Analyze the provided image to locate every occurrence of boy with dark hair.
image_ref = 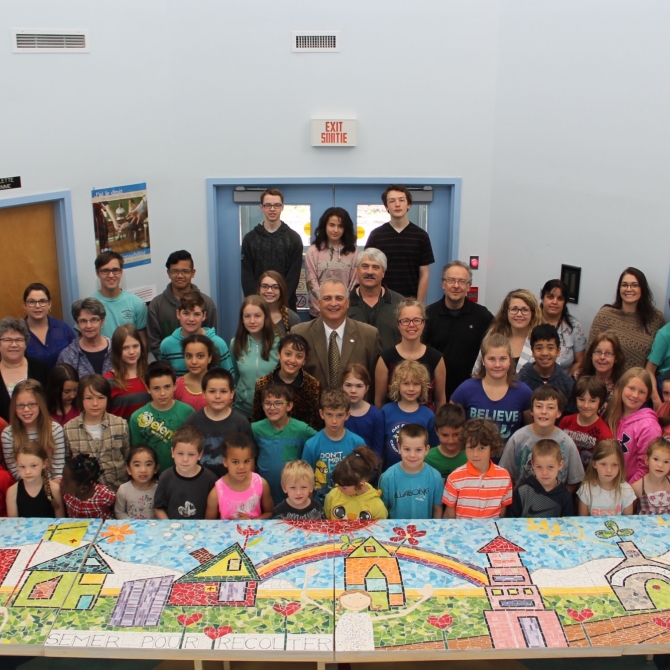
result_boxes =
[129,361,194,473]
[185,368,254,478]
[425,403,467,479]
[508,439,574,518]
[499,385,584,493]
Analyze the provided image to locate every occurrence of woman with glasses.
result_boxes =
[257,271,301,336]
[0,317,50,422]
[57,298,112,378]
[23,283,76,370]
[374,298,446,411]
[473,289,543,375]
[589,267,665,371]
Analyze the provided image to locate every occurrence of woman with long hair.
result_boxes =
[257,271,301,335]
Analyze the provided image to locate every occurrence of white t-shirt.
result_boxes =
[577,481,636,516]
[84,423,103,441]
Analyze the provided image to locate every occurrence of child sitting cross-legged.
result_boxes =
[508,438,574,518]
[443,419,512,519]
[379,423,443,520]
[325,446,388,520]
[60,454,115,519]
[425,403,467,481]
[272,460,325,520]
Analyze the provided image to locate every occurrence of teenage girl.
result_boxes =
[257,271,301,335]
[577,439,636,516]
[6,442,64,517]
[605,367,662,484]
[114,445,159,519]
[230,295,279,418]
[342,363,384,462]
[205,434,273,520]
[174,334,220,411]
[46,364,80,426]
[304,207,359,319]
[60,454,116,519]
[324,446,388,520]
[451,333,533,441]
[1,379,66,481]
[105,324,150,420]
[632,437,670,515]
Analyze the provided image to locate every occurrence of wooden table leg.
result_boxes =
[224,661,232,670]
[193,661,203,670]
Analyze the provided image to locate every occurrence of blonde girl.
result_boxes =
[577,439,636,516]
[257,271,300,336]
[605,367,661,483]
[1,379,66,481]
[631,437,670,514]
[6,442,64,518]
[342,363,384,461]
[381,359,436,470]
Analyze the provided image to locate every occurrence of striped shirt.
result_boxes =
[443,461,513,519]
[105,373,151,421]
[1,421,67,480]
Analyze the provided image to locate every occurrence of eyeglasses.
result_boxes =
[16,402,38,410]
[398,318,425,326]
[260,283,280,292]
[169,269,193,277]
[509,307,531,315]
[263,401,288,409]
[25,299,50,307]
[442,278,470,286]
[593,350,615,359]
[98,268,122,276]
[77,317,102,326]
[0,338,25,345]
[261,203,283,210]
[620,282,640,289]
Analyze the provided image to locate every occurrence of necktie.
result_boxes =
[328,330,340,388]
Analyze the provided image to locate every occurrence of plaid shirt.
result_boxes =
[63,412,130,491]
[64,484,116,519]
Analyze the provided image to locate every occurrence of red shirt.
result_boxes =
[559,414,612,468]
[64,484,116,519]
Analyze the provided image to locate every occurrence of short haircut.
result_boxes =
[261,383,294,404]
[318,278,349,299]
[71,297,106,322]
[95,250,124,271]
[222,432,257,459]
[172,425,204,452]
[441,260,472,283]
[178,290,206,312]
[23,282,51,302]
[388,359,430,404]
[398,423,429,448]
[381,184,413,207]
[278,333,310,356]
[281,460,315,489]
[434,403,466,430]
[201,367,234,392]
[459,419,504,456]
[320,388,350,412]
[76,374,112,410]
[166,250,194,268]
[530,324,561,348]
[532,438,563,463]
[356,248,388,272]
[573,375,608,407]
[145,360,177,385]
[530,385,566,413]
[261,188,284,204]
[0,317,29,342]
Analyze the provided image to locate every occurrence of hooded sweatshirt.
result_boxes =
[241,222,303,310]
[158,327,233,377]
[617,408,662,484]
[518,361,576,414]
[147,283,218,358]
[324,483,388,521]
[231,333,280,417]
[304,244,358,316]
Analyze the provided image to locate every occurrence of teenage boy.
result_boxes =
[365,185,434,302]
[252,383,317,504]
[425,403,467,480]
[185,368,254,477]
[158,290,232,376]
[154,425,217,520]
[272,460,326,520]
[148,250,218,358]
[379,423,443,519]
[519,324,575,413]
[129,361,194,473]
[302,389,366,503]
[93,251,147,349]
[241,188,303,310]
[499,385,584,493]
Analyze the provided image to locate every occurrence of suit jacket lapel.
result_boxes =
[340,319,357,370]
[313,319,330,383]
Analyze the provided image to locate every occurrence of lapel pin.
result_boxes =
[349,339,355,343]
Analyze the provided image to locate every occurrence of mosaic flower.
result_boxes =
[100,524,135,544]
[389,525,427,546]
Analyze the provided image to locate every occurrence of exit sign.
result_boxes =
[311,119,357,147]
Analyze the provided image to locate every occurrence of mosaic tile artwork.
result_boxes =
[0,517,102,651]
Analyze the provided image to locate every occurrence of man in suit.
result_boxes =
[292,279,382,394]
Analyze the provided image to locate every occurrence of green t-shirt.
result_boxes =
[424,447,467,480]
[129,401,195,473]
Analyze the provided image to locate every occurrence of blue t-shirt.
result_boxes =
[381,402,437,469]
[302,429,366,503]
[451,378,532,440]
[345,405,385,461]
[95,290,147,338]
[379,462,443,520]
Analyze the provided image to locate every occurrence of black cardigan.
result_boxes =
[0,357,50,422]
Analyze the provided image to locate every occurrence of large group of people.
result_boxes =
[2,184,670,526]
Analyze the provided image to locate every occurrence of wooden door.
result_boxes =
[0,202,64,320]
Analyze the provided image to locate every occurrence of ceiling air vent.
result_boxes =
[12,29,89,53]
[292,32,340,53]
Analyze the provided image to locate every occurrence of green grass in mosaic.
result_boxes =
[0,608,58,646]
[541,593,656,625]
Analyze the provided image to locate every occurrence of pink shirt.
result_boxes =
[215,472,263,519]
[174,376,208,412]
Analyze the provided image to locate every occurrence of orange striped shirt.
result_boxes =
[443,461,513,519]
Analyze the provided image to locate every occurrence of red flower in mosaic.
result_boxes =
[566,608,594,623]
[273,601,301,617]
[654,617,670,630]
[177,612,203,627]
[100,524,135,544]
[427,614,453,630]
[204,625,233,640]
[389,525,427,547]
